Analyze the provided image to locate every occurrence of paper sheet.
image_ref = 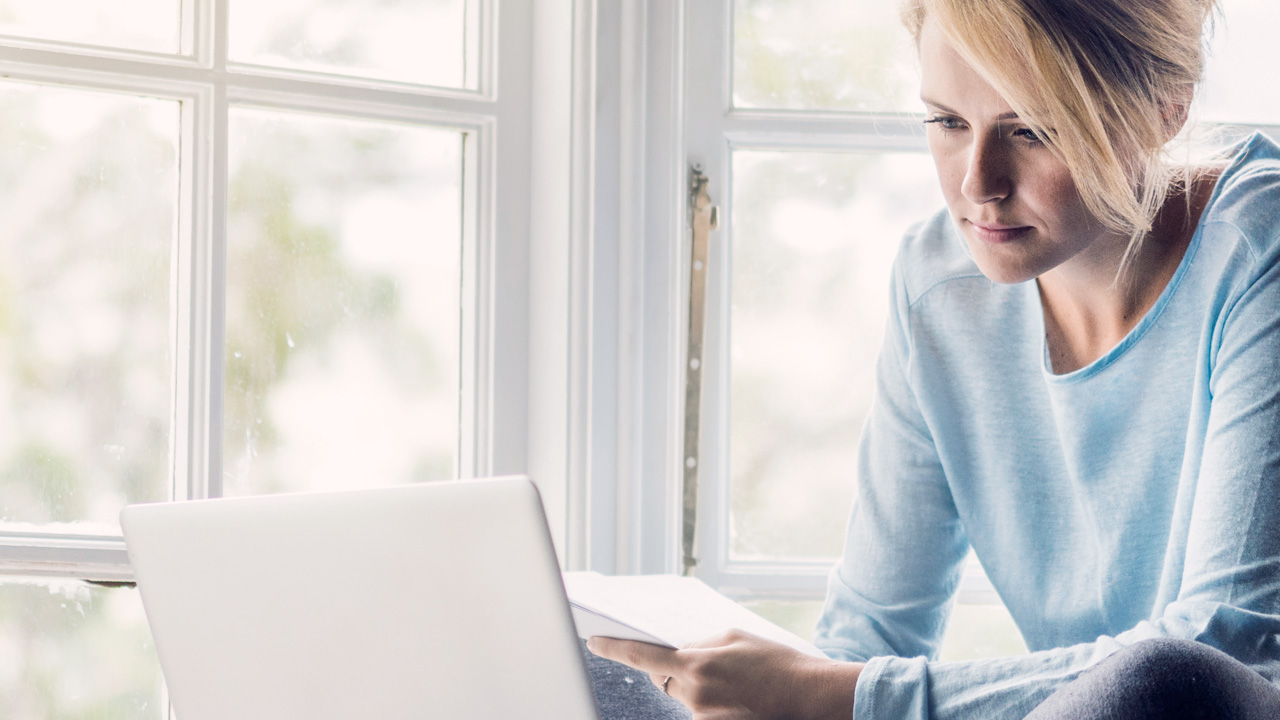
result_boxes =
[563,572,826,659]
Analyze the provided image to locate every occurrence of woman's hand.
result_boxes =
[586,629,863,720]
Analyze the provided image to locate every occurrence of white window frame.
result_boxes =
[0,0,541,582]
[550,0,691,577]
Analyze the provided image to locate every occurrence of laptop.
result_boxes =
[121,476,600,720]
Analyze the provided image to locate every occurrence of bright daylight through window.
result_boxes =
[0,0,483,715]
[0,80,175,719]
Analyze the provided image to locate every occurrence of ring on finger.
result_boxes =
[661,676,672,695]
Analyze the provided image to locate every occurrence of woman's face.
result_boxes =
[918,19,1113,285]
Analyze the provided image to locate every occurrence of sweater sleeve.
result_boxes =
[841,232,1280,720]
[813,255,971,667]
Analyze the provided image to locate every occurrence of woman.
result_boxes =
[588,0,1280,718]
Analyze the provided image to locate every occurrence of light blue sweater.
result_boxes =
[814,133,1280,720]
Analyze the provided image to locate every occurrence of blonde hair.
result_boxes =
[902,0,1220,275]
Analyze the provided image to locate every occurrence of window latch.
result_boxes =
[682,164,718,576]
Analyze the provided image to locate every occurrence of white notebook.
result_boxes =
[564,571,827,659]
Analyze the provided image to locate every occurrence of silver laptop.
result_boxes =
[121,476,599,720]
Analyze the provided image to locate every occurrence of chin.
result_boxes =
[959,228,1045,285]
[970,252,1040,285]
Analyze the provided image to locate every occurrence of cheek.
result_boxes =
[1036,171,1093,228]
[928,147,966,203]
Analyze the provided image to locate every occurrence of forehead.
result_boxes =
[917,17,1013,116]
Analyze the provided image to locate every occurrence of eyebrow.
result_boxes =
[920,97,1021,121]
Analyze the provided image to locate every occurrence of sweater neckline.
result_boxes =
[1036,134,1258,383]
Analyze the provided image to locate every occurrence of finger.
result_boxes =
[586,637,681,674]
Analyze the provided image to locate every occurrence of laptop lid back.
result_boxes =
[121,476,598,720]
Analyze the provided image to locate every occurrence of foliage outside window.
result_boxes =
[0,0,474,715]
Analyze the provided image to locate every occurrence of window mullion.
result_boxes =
[193,80,226,501]
[0,534,132,582]
[183,0,205,64]
[485,0,533,475]
[622,0,687,578]
[724,111,926,151]
[172,87,208,504]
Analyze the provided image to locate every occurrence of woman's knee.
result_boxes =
[1104,638,1217,688]
[1027,639,1280,720]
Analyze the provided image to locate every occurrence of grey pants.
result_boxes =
[582,638,1280,720]
[1026,639,1280,720]
[582,639,690,720]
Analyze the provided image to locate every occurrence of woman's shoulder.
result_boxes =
[893,207,987,308]
[1202,132,1280,259]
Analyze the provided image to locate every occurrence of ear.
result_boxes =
[1160,86,1194,141]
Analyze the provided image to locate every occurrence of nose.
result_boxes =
[960,136,1011,205]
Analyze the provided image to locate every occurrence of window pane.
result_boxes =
[1198,0,1280,124]
[0,579,162,717]
[939,602,1028,661]
[225,108,462,497]
[733,0,918,113]
[0,83,178,530]
[229,0,469,88]
[740,599,823,642]
[0,0,178,53]
[730,151,942,560]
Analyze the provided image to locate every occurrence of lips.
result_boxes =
[969,220,1032,244]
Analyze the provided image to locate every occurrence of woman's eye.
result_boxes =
[1011,127,1046,145]
[923,115,964,131]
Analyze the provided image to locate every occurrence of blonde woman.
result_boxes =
[587,0,1280,718]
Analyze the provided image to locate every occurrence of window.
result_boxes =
[635,0,1280,658]
[0,0,539,714]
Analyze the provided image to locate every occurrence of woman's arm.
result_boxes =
[815,254,971,665]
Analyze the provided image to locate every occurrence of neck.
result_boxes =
[1036,172,1218,374]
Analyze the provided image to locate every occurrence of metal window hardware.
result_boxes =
[682,164,718,576]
